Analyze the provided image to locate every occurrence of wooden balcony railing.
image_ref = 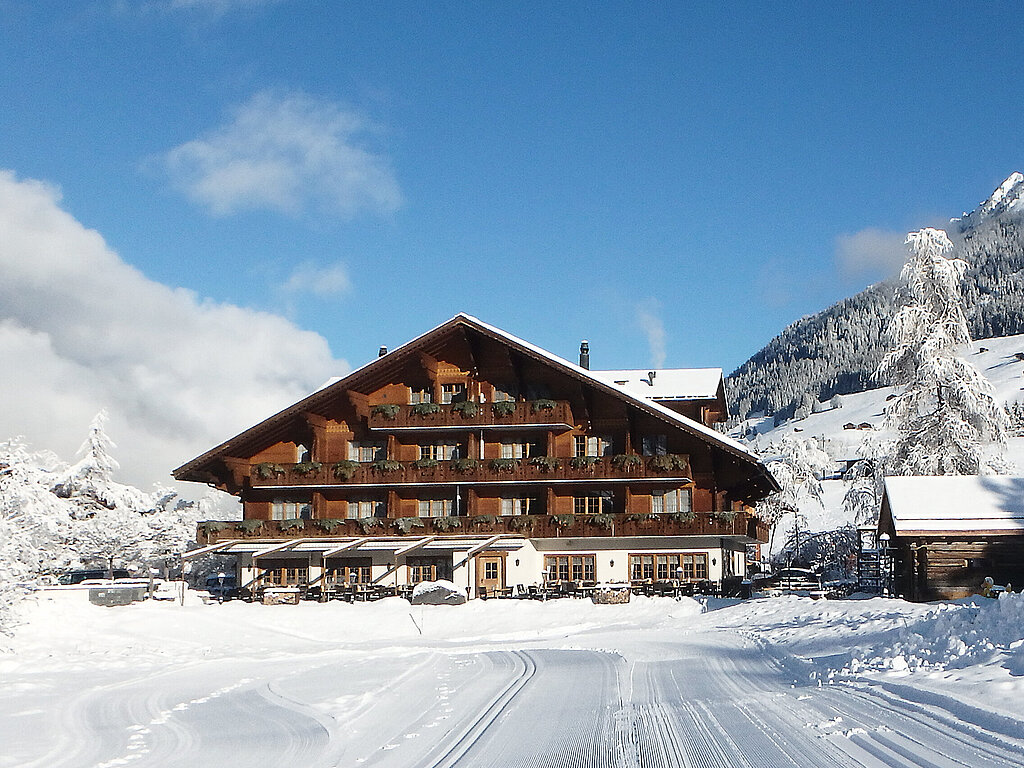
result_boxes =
[196,510,767,546]
[366,400,574,431]
[249,454,693,488]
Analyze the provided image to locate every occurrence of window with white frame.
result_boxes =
[641,434,668,456]
[271,499,312,520]
[651,488,692,515]
[348,440,385,462]
[418,442,461,461]
[573,492,613,515]
[440,383,466,404]
[346,498,386,520]
[574,434,612,457]
[500,496,540,516]
[500,441,541,459]
[409,387,432,404]
[418,499,454,518]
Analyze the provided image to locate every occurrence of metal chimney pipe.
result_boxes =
[378,346,388,357]
[579,340,590,370]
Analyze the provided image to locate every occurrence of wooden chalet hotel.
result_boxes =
[176,314,778,599]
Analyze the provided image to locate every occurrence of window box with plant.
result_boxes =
[411,457,440,470]
[292,461,322,477]
[393,517,425,534]
[356,517,382,533]
[550,513,577,528]
[452,457,479,474]
[253,462,285,480]
[587,513,615,530]
[530,398,557,412]
[569,455,600,471]
[647,454,689,473]
[371,403,401,420]
[370,459,403,473]
[279,518,305,531]
[411,402,441,416]
[529,455,560,472]
[491,400,518,418]
[332,460,360,481]
[611,454,644,472]
[315,518,345,533]
[432,516,462,532]
[237,519,264,534]
[625,511,660,523]
[509,515,536,532]
[470,514,496,528]
[451,400,478,419]
[489,457,519,473]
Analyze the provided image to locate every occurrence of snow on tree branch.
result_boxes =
[877,228,1009,476]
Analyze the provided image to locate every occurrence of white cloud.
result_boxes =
[0,170,349,492]
[283,261,350,298]
[835,228,909,279]
[159,90,402,219]
[635,299,667,369]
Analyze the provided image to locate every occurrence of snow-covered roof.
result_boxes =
[884,475,1024,536]
[592,368,723,401]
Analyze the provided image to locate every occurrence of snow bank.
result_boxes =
[847,593,1024,674]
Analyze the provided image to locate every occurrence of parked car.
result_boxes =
[57,568,131,585]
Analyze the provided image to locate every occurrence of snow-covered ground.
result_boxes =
[739,333,1024,537]
[5,589,1024,766]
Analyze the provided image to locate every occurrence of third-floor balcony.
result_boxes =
[250,453,693,489]
[366,399,574,431]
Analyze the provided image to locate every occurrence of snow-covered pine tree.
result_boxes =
[877,228,1008,475]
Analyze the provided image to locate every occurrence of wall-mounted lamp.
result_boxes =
[609,559,615,568]
[712,558,717,566]
[515,558,520,567]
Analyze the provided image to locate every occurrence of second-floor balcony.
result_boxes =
[250,453,693,489]
[197,509,767,546]
[366,399,574,431]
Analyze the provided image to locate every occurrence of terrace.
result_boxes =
[196,509,767,546]
[249,453,693,489]
[366,399,574,431]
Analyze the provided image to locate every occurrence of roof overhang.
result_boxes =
[189,535,528,558]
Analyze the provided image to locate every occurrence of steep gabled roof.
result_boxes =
[174,313,778,497]
[592,368,723,402]
[884,475,1024,536]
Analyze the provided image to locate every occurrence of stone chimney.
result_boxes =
[579,340,590,370]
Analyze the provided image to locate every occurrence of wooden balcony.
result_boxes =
[249,454,693,488]
[366,400,574,431]
[196,510,768,546]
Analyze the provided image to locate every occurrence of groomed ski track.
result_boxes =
[11,629,1024,768]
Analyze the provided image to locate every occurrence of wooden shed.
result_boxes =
[878,475,1024,601]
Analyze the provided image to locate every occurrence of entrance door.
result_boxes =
[476,554,505,597]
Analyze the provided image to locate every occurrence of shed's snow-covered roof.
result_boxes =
[592,368,723,401]
[885,475,1024,535]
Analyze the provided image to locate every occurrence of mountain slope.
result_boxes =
[726,173,1024,421]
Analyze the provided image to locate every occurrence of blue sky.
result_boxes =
[2,1,1023,486]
